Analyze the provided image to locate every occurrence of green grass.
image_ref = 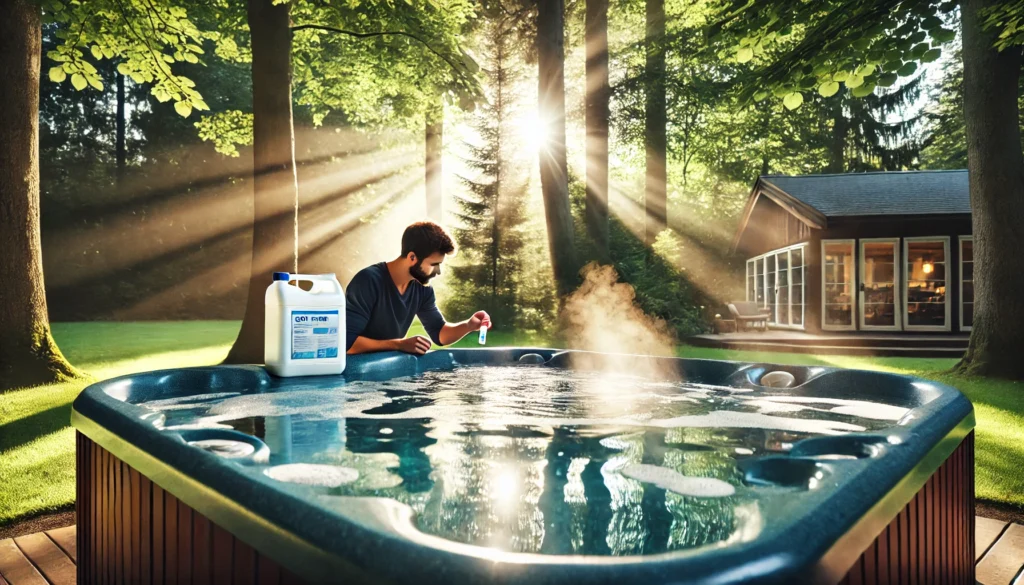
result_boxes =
[0,321,241,526]
[2,322,1021,527]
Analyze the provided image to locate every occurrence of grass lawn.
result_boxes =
[1,321,1021,528]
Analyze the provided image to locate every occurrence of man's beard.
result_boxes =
[411,260,435,285]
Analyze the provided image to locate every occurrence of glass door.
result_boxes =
[822,240,855,330]
[859,239,901,330]
[774,250,789,326]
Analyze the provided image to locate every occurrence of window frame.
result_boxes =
[959,236,974,332]
[902,236,951,332]
[859,237,902,332]
[746,242,808,331]
[821,238,857,332]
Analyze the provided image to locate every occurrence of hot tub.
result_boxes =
[71,348,975,584]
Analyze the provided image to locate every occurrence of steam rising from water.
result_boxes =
[561,263,678,374]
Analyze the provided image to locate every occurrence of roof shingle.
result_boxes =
[761,170,969,217]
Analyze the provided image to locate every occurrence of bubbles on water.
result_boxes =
[620,464,736,498]
[518,353,546,365]
[264,464,359,487]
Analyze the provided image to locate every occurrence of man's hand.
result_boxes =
[396,336,432,355]
[468,311,492,331]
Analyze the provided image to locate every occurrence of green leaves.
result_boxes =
[818,80,840,97]
[195,110,254,157]
[736,46,754,63]
[174,101,193,118]
[931,27,956,43]
[845,74,865,88]
[921,48,942,62]
[48,67,66,83]
[897,61,918,76]
[71,73,87,91]
[851,82,876,97]
[783,92,804,110]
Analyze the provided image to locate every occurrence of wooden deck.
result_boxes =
[2,518,1023,584]
[688,330,970,358]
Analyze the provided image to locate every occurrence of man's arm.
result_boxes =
[348,336,431,355]
[438,315,489,346]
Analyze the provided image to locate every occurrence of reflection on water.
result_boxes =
[140,366,901,556]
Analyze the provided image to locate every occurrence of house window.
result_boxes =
[791,246,804,326]
[746,242,807,329]
[904,237,950,331]
[822,240,855,330]
[961,237,973,331]
[746,259,755,302]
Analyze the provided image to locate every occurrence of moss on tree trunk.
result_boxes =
[0,0,84,391]
[956,0,1024,379]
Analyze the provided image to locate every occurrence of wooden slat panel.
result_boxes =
[178,497,192,585]
[140,475,152,585]
[211,524,233,585]
[233,537,255,585]
[193,516,211,585]
[114,453,122,585]
[121,458,132,585]
[130,468,141,584]
[0,538,47,585]
[977,524,1024,585]
[165,491,178,585]
[46,527,77,564]
[14,532,76,585]
[977,517,1010,562]
[153,483,165,585]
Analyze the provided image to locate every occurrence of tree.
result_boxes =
[0,0,82,391]
[708,0,1024,378]
[537,0,579,297]
[958,0,1024,378]
[449,12,530,329]
[585,0,610,259]
[645,0,667,246]
[223,0,299,365]
[2,0,215,390]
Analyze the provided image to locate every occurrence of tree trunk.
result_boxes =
[0,0,82,390]
[827,98,846,173]
[537,0,578,297]
[116,69,126,190]
[425,100,443,220]
[585,0,610,261]
[955,0,1024,379]
[224,0,299,364]
[644,0,667,246]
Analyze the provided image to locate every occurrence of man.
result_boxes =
[346,221,491,355]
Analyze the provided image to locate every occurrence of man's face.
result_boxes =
[410,252,446,285]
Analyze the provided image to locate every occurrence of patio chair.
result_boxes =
[727,301,771,331]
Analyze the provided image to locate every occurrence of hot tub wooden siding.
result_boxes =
[75,432,304,585]
[76,431,975,585]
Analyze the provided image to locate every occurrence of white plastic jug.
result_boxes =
[265,272,346,377]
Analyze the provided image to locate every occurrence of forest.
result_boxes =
[2,0,1023,388]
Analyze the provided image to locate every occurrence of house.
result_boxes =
[731,170,973,335]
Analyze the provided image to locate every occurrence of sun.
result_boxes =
[518,111,550,153]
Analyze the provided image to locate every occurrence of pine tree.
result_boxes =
[832,77,924,172]
[449,13,531,329]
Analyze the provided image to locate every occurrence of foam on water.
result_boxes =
[264,464,359,487]
[620,464,736,497]
[189,439,256,458]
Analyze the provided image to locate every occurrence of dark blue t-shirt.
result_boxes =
[345,263,446,350]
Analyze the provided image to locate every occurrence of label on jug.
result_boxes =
[291,310,340,359]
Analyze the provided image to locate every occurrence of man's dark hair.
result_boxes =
[401,221,455,260]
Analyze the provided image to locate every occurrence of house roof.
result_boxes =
[760,170,970,217]
[730,169,970,253]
